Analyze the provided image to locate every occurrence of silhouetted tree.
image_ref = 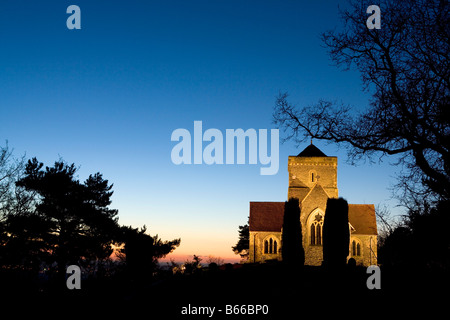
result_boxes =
[378,226,413,268]
[232,223,249,259]
[207,255,224,266]
[407,200,450,268]
[168,258,181,275]
[379,199,450,269]
[183,254,202,274]
[282,198,304,266]
[116,225,180,278]
[0,143,23,215]
[273,0,450,201]
[12,158,120,278]
[0,143,34,223]
[323,198,350,268]
[208,262,218,272]
[0,143,34,266]
[0,213,52,274]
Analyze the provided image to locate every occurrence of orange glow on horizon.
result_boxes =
[159,252,242,265]
[108,241,243,264]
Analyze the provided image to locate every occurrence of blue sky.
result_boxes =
[0,1,400,261]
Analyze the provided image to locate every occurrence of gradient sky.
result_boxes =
[0,0,400,263]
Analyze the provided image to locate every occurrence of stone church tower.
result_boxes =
[248,144,377,266]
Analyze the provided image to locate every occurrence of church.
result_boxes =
[248,144,378,266]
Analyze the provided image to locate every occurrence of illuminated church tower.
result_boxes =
[249,143,377,266]
[287,143,338,264]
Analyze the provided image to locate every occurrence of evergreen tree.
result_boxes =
[282,198,304,266]
[232,223,249,259]
[322,198,350,268]
[13,158,120,276]
[116,225,180,278]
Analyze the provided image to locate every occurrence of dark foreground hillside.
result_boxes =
[0,262,446,318]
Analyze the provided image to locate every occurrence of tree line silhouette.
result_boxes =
[0,145,180,292]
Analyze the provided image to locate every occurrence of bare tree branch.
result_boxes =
[273,0,450,201]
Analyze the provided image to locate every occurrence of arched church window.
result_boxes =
[316,224,322,245]
[310,212,323,245]
[352,240,361,256]
[264,237,278,255]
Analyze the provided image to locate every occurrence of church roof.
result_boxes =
[249,202,284,232]
[249,202,377,235]
[348,204,378,235]
[297,144,327,157]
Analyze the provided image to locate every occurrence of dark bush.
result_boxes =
[323,197,349,268]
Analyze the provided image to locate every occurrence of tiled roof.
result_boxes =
[348,204,378,235]
[249,202,284,232]
[249,202,377,235]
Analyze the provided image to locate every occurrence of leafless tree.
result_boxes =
[0,142,34,219]
[207,255,225,266]
[273,0,449,202]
